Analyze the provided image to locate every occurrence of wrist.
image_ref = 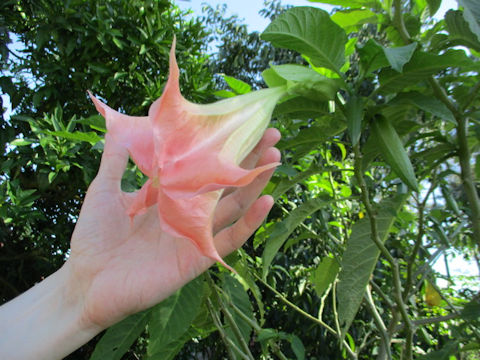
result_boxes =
[0,261,103,360]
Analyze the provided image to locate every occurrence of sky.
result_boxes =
[176,0,458,32]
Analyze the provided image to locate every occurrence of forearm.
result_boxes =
[0,261,102,360]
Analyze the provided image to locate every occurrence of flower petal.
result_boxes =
[161,151,279,198]
[126,179,159,221]
[89,91,155,177]
[156,188,233,270]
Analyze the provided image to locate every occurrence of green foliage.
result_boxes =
[3,0,480,359]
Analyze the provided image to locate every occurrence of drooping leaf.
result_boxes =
[262,198,329,278]
[90,310,151,360]
[262,7,347,74]
[147,277,204,357]
[311,256,340,297]
[337,194,407,340]
[345,95,364,145]
[371,116,419,191]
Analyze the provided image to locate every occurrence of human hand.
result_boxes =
[65,128,281,330]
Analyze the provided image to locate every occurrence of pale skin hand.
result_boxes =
[0,128,281,360]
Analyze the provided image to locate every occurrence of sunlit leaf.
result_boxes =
[262,7,347,74]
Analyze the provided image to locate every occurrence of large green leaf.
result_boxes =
[90,310,151,360]
[147,277,205,357]
[261,7,347,74]
[458,0,480,42]
[337,194,407,340]
[262,198,329,278]
[445,10,480,52]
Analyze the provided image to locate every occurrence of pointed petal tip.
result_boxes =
[87,90,107,117]
[214,256,237,274]
[169,36,179,80]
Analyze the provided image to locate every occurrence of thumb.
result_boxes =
[96,134,129,187]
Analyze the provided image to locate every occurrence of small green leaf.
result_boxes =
[371,116,419,191]
[262,7,347,74]
[311,256,340,297]
[213,90,236,98]
[222,75,251,94]
[10,138,33,146]
[48,172,57,184]
[383,42,417,72]
[112,37,125,50]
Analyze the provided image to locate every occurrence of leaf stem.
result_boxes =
[253,273,358,360]
[365,285,392,360]
[206,298,241,360]
[206,274,255,360]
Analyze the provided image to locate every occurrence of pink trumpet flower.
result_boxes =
[89,39,286,270]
